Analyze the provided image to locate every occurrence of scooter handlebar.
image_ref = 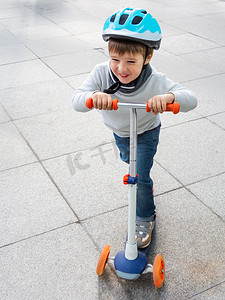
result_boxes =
[86,97,180,114]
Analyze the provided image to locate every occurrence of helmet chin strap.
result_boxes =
[143,45,149,67]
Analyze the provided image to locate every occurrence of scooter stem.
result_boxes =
[125,108,138,260]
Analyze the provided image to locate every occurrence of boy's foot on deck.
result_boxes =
[135,216,156,249]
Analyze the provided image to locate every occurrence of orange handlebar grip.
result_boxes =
[146,102,150,112]
[86,98,118,110]
[86,97,93,109]
[112,99,118,110]
[166,102,180,114]
[146,101,180,114]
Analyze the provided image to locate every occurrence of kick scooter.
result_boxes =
[86,97,180,288]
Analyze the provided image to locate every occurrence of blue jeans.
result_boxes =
[113,124,161,221]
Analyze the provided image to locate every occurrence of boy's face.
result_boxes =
[109,51,151,84]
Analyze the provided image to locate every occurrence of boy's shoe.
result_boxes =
[135,216,156,249]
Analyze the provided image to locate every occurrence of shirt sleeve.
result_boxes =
[72,65,103,112]
[156,73,198,112]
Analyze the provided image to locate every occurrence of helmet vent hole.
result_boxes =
[132,16,143,25]
[110,14,116,22]
[141,10,147,14]
[119,14,129,25]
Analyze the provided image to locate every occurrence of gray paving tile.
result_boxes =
[203,12,225,26]
[78,3,123,21]
[207,112,225,130]
[42,50,107,77]
[14,109,112,160]
[0,105,10,123]
[0,13,54,30]
[0,163,77,247]
[25,0,67,12]
[0,224,98,299]
[9,23,70,42]
[38,6,87,23]
[188,173,225,220]
[160,110,202,128]
[0,6,34,18]
[155,118,225,185]
[76,31,108,49]
[42,144,128,220]
[0,59,58,90]
[0,27,20,46]
[83,207,128,257]
[64,73,89,90]
[0,0,24,9]
[0,122,37,171]
[165,16,225,45]
[190,282,225,300]
[182,2,225,15]
[145,3,195,21]
[179,47,225,75]
[83,188,225,300]
[184,74,225,116]
[151,161,182,195]
[160,21,185,37]
[59,17,103,35]
[0,79,74,119]
[161,33,219,55]
[151,50,213,83]
[25,35,91,58]
[0,44,37,65]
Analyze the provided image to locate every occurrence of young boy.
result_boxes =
[72,8,197,249]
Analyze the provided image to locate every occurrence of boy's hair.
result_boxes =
[108,38,153,60]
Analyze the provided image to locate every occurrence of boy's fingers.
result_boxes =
[97,98,102,110]
[162,101,167,112]
[102,98,108,110]
[93,98,98,109]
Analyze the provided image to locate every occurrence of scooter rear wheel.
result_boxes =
[96,244,111,276]
[153,254,165,288]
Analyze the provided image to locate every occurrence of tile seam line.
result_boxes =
[155,160,225,222]
[185,280,225,299]
[0,139,117,174]
[0,221,79,249]
[78,185,184,223]
[162,45,224,57]
[7,106,72,122]
[0,21,21,43]
[2,117,209,169]
[162,20,225,45]
[0,57,38,67]
[180,71,225,84]
[39,47,107,61]
[0,77,66,92]
[185,185,225,223]
[11,120,81,221]
[26,3,78,35]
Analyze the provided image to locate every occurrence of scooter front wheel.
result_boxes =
[153,254,165,288]
[96,244,111,276]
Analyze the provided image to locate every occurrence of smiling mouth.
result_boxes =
[119,74,129,78]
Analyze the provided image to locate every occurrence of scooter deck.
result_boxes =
[138,242,152,257]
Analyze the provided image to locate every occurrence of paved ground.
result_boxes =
[0,0,225,299]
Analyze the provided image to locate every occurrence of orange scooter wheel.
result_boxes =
[153,254,165,288]
[96,244,111,276]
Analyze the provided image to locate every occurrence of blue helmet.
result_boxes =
[102,8,162,50]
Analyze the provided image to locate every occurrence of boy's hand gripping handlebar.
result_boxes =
[86,97,180,114]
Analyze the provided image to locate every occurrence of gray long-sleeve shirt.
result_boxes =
[72,61,197,137]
